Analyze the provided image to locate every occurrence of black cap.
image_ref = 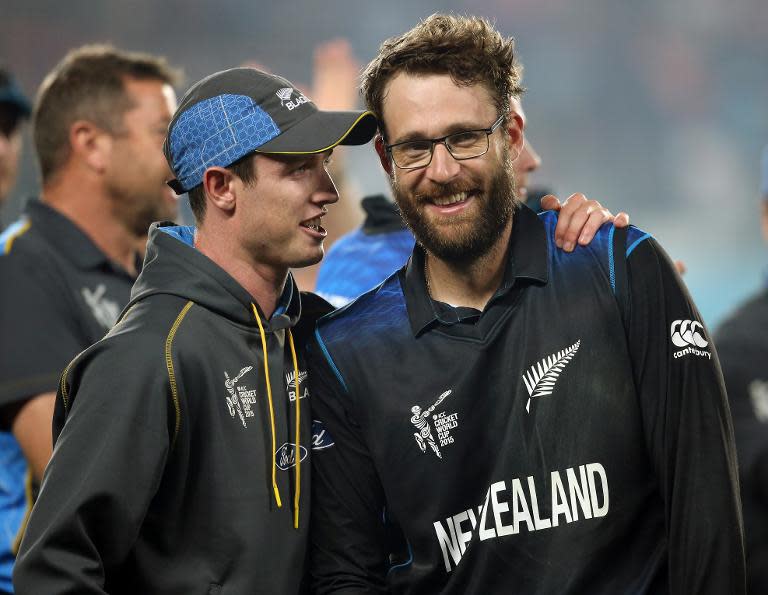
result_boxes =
[0,68,31,117]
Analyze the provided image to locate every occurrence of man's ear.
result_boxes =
[504,111,525,163]
[374,135,394,177]
[202,167,238,214]
[70,120,110,173]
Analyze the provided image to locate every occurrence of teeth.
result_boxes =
[432,192,467,206]
[302,216,322,231]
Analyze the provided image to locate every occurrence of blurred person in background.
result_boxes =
[0,45,179,594]
[315,94,628,307]
[0,69,31,228]
[715,144,768,594]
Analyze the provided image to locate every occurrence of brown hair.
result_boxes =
[33,44,181,183]
[362,14,524,139]
[187,152,258,223]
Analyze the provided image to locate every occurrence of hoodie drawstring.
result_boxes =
[287,329,301,529]
[251,303,302,529]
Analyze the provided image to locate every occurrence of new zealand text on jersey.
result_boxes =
[433,462,610,572]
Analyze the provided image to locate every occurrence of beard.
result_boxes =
[107,179,178,238]
[391,149,518,264]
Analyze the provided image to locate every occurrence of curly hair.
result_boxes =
[361,13,524,139]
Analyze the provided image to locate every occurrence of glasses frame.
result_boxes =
[385,114,506,170]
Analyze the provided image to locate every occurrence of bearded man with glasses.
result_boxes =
[307,13,745,595]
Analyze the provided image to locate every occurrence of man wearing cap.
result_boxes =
[0,46,179,595]
[0,68,30,221]
[13,62,624,592]
[715,145,768,594]
[12,66,378,595]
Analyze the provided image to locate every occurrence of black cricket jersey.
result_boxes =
[308,204,745,594]
[0,200,137,591]
[715,287,768,593]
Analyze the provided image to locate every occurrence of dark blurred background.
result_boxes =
[3,0,767,325]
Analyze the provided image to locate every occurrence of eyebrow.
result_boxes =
[391,121,490,145]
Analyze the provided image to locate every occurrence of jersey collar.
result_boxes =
[403,202,549,336]
[25,200,139,277]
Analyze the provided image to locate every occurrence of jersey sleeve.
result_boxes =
[625,236,746,594]
[308,332,391,594]
[0,251,89,410]
[12,336,171,594]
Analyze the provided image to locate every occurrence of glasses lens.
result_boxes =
[446,131,488,159]
[392,140,433,168]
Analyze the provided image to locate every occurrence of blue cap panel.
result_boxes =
[168,94,281,192]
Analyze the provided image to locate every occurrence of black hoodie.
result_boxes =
[14,223,327,594]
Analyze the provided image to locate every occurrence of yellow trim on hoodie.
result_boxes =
[165,301,194,450]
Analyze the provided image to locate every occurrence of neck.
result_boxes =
[424,218,513,311]
[195,227,288,319]
[42,174,141,276]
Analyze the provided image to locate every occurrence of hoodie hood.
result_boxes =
[127,222,300,330]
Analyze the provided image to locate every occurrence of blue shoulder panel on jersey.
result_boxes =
[626,228,653,257]
[316,274,409,389]
[314,326,349,394]
[608,226,617,294]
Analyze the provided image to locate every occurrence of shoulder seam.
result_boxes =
[314,326,349,394]
[165,300,195,451]
[626,232,653,257]
[2,219,31,254]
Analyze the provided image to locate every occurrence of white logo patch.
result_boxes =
[749,380,768,422]
[522,340,581,413]
[275,87,309,111]
[275,442,309,471]
[81,284,120,329]
[410,390,456,459]
[224,366,256,427]
[286,369,309,402]
[670,319,711,359]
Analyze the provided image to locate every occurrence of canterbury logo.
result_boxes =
[522,340,581,413]
[670,319,708,348]
[276,87,293,105]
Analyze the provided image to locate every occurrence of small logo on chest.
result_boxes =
[81,284,120,329]
[224,366,256,427]
[410,390,457,459]
[522,340,581,413]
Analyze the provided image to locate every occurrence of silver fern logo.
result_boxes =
[286,369,309,402]
[522,340,581,413]
[276,87,294,105]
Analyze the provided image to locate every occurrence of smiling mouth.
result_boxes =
[300,215,327,236]
[430,191,470,206]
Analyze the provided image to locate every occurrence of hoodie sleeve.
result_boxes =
[307,333,391,595]
[625,236,746,594]
[12,334,172,594]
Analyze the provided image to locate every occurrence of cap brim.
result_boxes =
[255,110,377,155]
[0,87,32,117]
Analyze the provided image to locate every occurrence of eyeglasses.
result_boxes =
[385,114,505,170]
